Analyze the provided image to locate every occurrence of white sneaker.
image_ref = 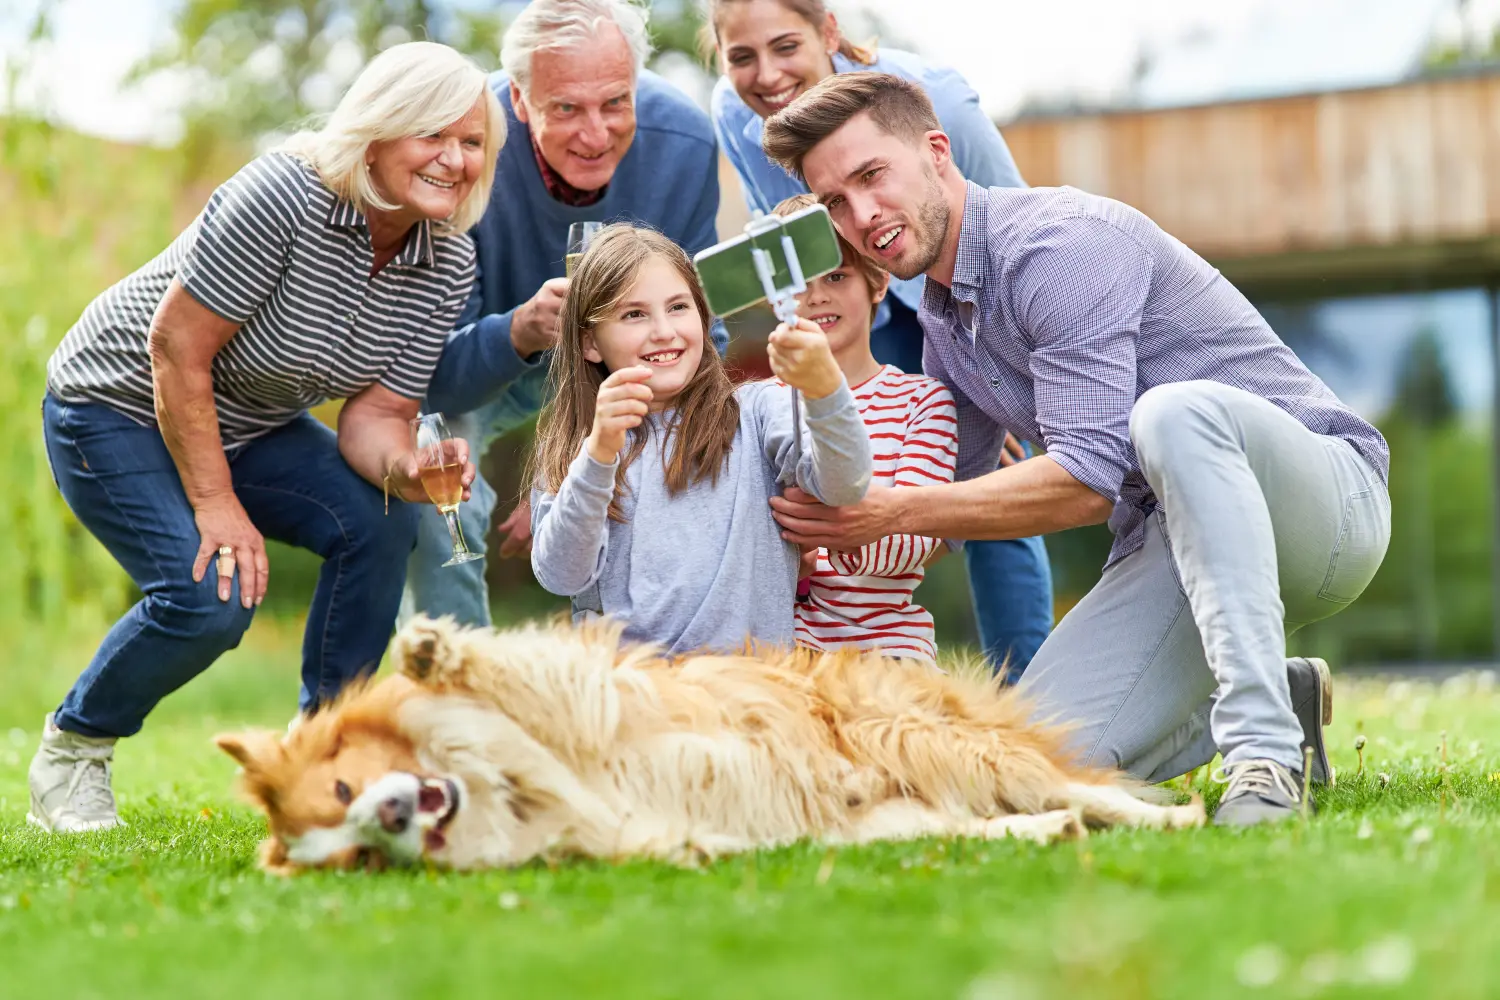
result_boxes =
[26,713,125,833]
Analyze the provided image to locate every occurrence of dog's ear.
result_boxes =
[215,731,289,810]
[257,836,296,876]
[214,729,284,773]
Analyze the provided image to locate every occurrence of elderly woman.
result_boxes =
[28,41,506,834]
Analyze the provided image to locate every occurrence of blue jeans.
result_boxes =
[42,395,419,737]
[875,297,1055,682]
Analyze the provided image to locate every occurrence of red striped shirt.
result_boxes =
[794,366,957,665]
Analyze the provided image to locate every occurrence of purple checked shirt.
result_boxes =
[919,182,1390,568]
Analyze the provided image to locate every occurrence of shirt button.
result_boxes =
[990,378,1001,387]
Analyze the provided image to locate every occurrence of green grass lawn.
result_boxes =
[3,617,1499,999]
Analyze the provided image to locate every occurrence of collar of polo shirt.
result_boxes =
[325,199,437,269]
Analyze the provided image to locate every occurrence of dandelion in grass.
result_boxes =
[1234,943,1284,988]
[1354,734,1367,775]
[1355,936,1417,986]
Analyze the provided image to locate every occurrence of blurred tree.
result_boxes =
[129,0,505,168]
[1391,326,1458,429]
[1388,327,1456,660]
[130,1,714,172]
[1427,0,1499,69]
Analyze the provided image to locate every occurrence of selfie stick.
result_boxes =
[747,219,808,482]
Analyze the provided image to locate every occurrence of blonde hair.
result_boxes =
[699,0,877,68]
[503,0,653,98]
[772,193,886,319]
[279,41,505,236]
[532,224,740,521]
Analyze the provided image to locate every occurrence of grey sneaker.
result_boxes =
[26,714,124,833]
[1288,656,1333,785]
[1211,759,1304,827]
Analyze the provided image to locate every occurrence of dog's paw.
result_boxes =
[393,615,458,683]
[984,809,1088,846]
[659,841,712,869]
[1168,795,1207,830]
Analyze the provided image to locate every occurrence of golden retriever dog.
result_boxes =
[216,616,1203,873]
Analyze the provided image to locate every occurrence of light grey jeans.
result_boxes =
[399,411,496,629]
[1018,381,1391,781]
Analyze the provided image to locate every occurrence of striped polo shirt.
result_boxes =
[795,367,957,664]
[47,151,477,448]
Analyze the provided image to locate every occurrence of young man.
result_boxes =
[759,72,1391,825]
[405,0,723,627]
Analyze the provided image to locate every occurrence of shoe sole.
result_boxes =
[1308,656,1333,726]
[1302,657,1333,786]
[26,806,122,834]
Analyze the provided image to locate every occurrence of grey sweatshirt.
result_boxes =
[531,379,872,655]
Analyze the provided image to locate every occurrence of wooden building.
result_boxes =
[1001,70,1500,301]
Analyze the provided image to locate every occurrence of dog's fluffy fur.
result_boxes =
[218,616,1202,872]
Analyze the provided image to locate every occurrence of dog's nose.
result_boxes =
[377,796,414,834]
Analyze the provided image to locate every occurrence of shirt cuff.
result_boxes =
[1045,446,1123,507]
[799,378,855,422]
[477,312,546,385]
[570,442,620,491]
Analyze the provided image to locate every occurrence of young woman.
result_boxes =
[771,195,956,666]
[705,0,1054,681]
[529,224,873,654]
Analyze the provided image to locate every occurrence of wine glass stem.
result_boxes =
[443,508,471,556]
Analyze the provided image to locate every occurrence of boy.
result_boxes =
[774,194,955,665]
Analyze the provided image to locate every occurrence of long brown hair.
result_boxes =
[531,224,741,522]
[698,0,878,68]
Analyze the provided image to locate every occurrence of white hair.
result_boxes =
[501,0,653,97]
[279,41,506,236]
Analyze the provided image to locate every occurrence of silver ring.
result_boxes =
[218,544,233,556]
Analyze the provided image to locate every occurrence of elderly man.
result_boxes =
[404,0,723,625]
[760,72,1391,826]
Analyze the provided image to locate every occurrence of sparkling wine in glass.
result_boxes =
[410,413,481,567]
[566,221,603,277]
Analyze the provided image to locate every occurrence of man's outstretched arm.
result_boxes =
[771,456,1112,551]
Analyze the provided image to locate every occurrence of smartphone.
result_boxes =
[692,204,843,320]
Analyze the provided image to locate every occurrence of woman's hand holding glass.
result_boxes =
[386,441,476,505]
[406,413,481,566]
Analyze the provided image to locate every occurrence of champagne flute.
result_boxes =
[566,221,603,277]
[410,413,481,567]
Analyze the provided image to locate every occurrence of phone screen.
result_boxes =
[693,205,843,318]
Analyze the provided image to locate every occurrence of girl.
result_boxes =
[529,224,872,654]
[772,195,956,666]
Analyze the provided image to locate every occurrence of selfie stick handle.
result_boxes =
[751,236,808,484]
